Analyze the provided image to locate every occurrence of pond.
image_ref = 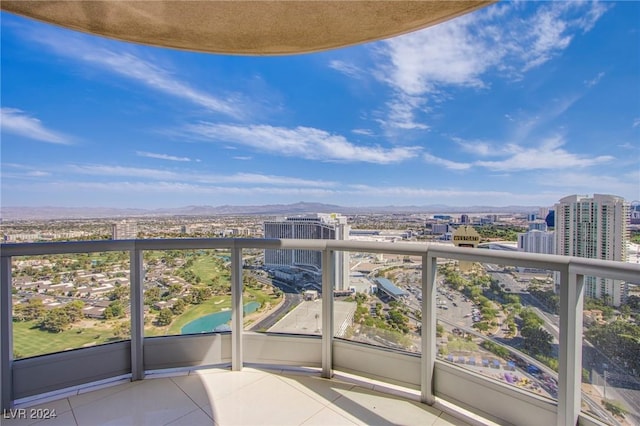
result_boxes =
[180,301,261,334]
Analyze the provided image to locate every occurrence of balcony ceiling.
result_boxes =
[1,1,494,55]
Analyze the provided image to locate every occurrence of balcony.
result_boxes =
[1,238,639,426]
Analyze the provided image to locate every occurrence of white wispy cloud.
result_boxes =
[633,118,640,128]
[584,71,605,88]
[423,153,471,171]
[328,60,364,79]
[369,1,608,130]
[352,129,375,136]
[64,164,332,187]
[453,138,493,157]
[535,171,639,197]
[377,95,429,130]
[424,136,614,172]
[183,123,421,164]
[0,163,53,180]
[233,156,253,161]
[378,15,496,96]
[505,95,581,144]
[473,136,614,171]
[26,171,51,177]
[344,184,556,204]
[194,172,333,187]
[24,181,338,198]
[22,27,243,119]
[136,151,193,162]
[618,142,637,150]
[68,164,179,180]
[1,108,72,145]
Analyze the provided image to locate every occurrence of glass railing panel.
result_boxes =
[253,248,319,336]
[242,248,286,332]
[335,251,422,352]
[581,276,640,426]
[11,251,130,359]
[143,249,231,336]
[437,259,559,401]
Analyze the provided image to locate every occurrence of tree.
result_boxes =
[13,298,45,321]
[156,308,173,326]
[521,326,553,356]
[64,300,85,322]
[39,308,71,333]
[144,287,161,305]
[586,321,640,374]
[481,341,510,358]
[103,301,125,319]
[171,299,186,315]
[112,321,130,338]
[190,287,211,304]
[620,304,631,319]
[108,285,129,302]
[519,308,544,329]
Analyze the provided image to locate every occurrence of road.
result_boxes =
[249,276,302,331]
[485,266,637,425]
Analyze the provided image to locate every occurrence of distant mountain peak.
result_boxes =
[1,202,540,221]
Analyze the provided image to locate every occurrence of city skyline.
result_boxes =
[1,1,639,209]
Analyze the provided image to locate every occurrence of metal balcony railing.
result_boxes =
[1,238,638,426]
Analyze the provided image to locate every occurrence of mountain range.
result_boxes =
[0,202,542,221]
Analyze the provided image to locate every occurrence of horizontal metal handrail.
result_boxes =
[2,238,636,281]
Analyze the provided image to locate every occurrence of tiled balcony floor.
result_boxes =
[3,366,485,426]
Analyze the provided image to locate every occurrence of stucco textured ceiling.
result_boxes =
[2,1,494,55]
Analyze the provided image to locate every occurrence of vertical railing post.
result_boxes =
[231,245,243,371]
[1,256,13,410]
[130,247,145,381]
[557,264,584,426]
[421,252,437,404]
[321,247,334,378]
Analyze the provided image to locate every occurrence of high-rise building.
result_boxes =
[431,223,450,235]
[518,230,555,254]
[111,220,137,240]
[528,220,548,232]
[554,194,629,306]
[631,201,640,225]
[460,214,470,224]
[264,214,350,290]
[538,207,550,221]
[545,210,555,228]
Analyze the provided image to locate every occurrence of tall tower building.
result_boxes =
[264,214,350,290]
[554,194,629,306]
[518,230,555,255]
[111,220,138,240]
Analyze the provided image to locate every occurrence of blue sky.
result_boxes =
[1,1,639,209]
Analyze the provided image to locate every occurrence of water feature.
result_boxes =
[181,301,260,334]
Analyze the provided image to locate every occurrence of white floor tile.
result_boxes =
[171,369,268,408]
[328,385,443,426]
[211,374,326,425]
[276,373,356,405]
[70,378,198,426]
[300,406,358,425]
[164,408,214,426]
